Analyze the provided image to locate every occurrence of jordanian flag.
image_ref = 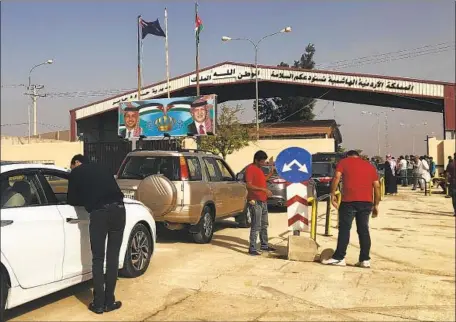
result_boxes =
[195,14,203,43]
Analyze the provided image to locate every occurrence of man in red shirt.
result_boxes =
[245,150,276,255]
[322,150,381,268]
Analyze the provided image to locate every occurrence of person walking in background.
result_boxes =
[398,156,408,186]
[429,157,436,178]
[412,155,422,190]
[68,154,125,314]
[419,156,431,189]
[446,153,456,216]
[384,155,397,195]
[244,150,276,256]
[322,150,381,268]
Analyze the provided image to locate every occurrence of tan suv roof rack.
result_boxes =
[130,148,215,155]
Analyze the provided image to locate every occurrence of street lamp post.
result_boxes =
[361,109,395,156]
[222,27,291,139]
[399,121,428,155]
[28,59,53,138]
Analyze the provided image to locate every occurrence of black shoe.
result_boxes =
[88,302,104,314]
[261,246,276,252]
[248,250,261,256]
[105,301,122,312]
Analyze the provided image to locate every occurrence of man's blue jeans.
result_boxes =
[333,202,372,262]
[400,170,408,186]
[248,201,269,252]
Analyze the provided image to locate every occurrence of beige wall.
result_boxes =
[428,137,455,174]
[1,142,84,168]
[182,137,335,173]
[226,138,335,173]
[1,136,68,145]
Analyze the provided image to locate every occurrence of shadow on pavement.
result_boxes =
[156,219,241,244]
[211,235,249,255]
[389,209,455,217]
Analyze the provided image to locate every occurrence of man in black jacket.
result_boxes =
[67,154,125,314]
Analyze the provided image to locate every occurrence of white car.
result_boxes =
[0,163,156,317]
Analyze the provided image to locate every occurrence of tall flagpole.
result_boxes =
[137,15,142,100]
[165,8,170,98]
[195,1,200,96]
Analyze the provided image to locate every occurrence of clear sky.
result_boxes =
[1,0,455,156]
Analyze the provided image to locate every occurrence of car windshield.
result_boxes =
[312,163,333,177]
[117,156,180,181]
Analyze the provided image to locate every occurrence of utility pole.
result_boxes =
[25,84,46,137]
[26,59,53,139]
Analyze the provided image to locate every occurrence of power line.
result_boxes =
[1,84,27,88]
[327,45,455,70]
[4,42,453,100]
[0,122,67,130]
[316,41,454,69]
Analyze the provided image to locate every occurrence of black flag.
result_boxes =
[140,18,166,39]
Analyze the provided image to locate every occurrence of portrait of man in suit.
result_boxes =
[187,96,214,135]
[119,105,143,139]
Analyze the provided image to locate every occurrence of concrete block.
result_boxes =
[287,235,318,262]
[319,248,335,262]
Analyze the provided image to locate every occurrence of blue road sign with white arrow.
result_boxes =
[275,147,312,183]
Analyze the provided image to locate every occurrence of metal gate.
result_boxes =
[83,139,179,174]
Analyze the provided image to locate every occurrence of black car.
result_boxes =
[312,152,346,163]
[312,161,337,197]
[236,164,317,208]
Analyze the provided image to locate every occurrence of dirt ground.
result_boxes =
[6,187,455,321]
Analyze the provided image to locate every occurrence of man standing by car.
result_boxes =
[245,150,276,255]
[322,150,380,268]
[67,154,125,314]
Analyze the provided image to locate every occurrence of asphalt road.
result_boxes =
[6,188,456,321]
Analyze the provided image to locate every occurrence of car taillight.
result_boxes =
[317,177,332,183]
[271,178,286,184]
[179,156,189,181]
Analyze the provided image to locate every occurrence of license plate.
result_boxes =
[122,190,136,199]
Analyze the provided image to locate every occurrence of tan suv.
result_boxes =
[116,149,248,243]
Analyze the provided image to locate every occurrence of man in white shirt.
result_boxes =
[419,156,431,184]
[412,155,422,190]
[398,156,408,186]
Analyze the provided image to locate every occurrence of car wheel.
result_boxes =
[235,204,251,228]
[120,223,153,278]
[191,206,214,244]
[0,270,8,321]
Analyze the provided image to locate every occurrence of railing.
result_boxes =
[389,174,436,196]
[308,191,341,241]
[380,177,385,200]
[308,175,450,243]
[309,182,386,241]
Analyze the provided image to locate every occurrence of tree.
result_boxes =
[372,155,384,163]
[255,44,317,123]
[199,104,252,160]
[354,149,369,160]
[337,144,346,153]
